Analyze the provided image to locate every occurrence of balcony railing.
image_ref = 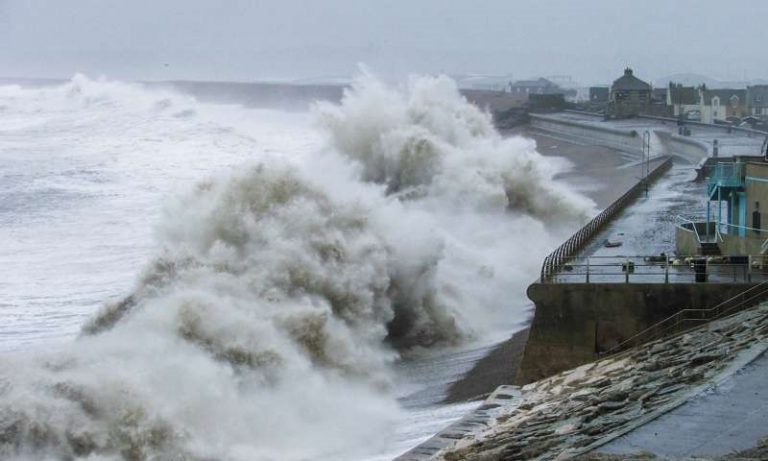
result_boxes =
[707,162,745,195]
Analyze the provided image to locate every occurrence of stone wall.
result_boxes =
[516,282,760,384]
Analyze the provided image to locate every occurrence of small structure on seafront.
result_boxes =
[677,146,768,256]
[608,68,651,119]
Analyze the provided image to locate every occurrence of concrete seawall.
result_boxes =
[516,282,759,384]
[529,113,644,155]
[654,130,710,162]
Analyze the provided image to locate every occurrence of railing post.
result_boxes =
[748,255,752,283]
[625,256,630,283]
[586,257,590,283]
[665,257,669,284]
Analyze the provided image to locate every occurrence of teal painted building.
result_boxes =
[677,156,768,256]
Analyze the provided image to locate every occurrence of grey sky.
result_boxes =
[1,0,767,85]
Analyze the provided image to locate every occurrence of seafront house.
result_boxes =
[668,83,700,120]
[677,154,768,256]
[698,88,747,124]
[608,68,651,118]
[747,85,768,119]
[507,77,562,96]
[589,86,609,104]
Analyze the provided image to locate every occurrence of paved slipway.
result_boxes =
[395,303,768,461]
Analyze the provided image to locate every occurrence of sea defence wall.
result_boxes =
[529,113,644,155]
[638,114,768,138]
[516,282,757,384]
[519,148,753,384]
[654,130,710,163]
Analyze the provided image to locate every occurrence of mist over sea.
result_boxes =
[0,74,593,460]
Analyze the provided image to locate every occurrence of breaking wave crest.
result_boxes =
[316,73,593,219]
[0,73,594,460]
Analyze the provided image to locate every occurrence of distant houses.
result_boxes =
[506,77,578,103]
[584,68,767,128]
[663,85,754,125]
[491,69,768,130]
[700,88,747,123]
[668,83,699,119]
[747,85,768,118]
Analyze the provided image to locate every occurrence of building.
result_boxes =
[589,86,609,104]
[747,85,768,119]
[677,150,768,256]
[508,77,562,96]
[698,88,747,124]
[667,83,699,119]
[608,68,651,118]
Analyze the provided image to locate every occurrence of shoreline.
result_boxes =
[441,128,658,405]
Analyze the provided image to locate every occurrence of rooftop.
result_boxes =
[612,69,651,92]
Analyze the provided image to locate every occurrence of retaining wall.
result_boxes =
[516,282,758,384]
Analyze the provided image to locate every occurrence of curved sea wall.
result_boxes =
[529,113,644,155]
[654,130,710,163]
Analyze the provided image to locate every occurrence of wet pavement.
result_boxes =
[544,162,768,284]
[546,112,765,159]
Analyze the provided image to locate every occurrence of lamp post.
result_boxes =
[642,130,651,196]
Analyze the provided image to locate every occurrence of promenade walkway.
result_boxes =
[596,350,768,457]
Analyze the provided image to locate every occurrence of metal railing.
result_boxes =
[677,216,768,251]
[708,161,745,190]
[675,215,706,243]
[675,215,724,244]
[550,254,768,284]
[717,221,768,239]
[603,279,768,356]
[540,157,674,281]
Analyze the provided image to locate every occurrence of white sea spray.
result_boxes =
[0,73,594,460]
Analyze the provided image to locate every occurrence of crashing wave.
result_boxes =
[316,72,593,220]
[0,73,594,460]
[0,161,461,460]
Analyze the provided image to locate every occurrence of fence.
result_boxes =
[540,157,674,281]
[548,254,768,284]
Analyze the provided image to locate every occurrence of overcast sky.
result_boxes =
[2,0,767,85]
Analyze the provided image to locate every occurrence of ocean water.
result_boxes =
[0,74,592,460]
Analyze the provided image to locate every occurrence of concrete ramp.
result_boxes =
[595,347,768,457]
[393,386,521,461]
